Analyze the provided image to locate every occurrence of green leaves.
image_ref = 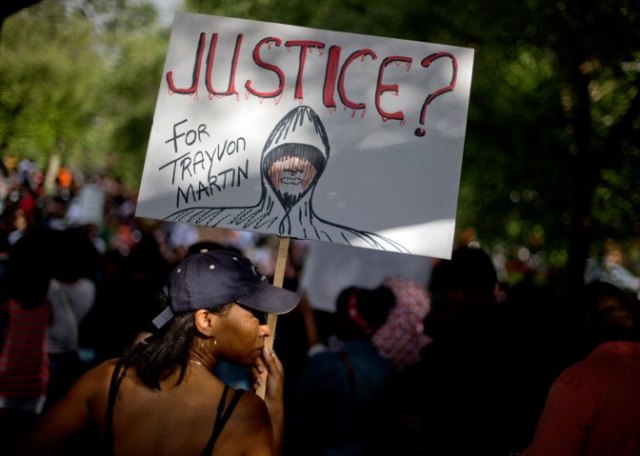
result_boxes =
[0,0,165,186]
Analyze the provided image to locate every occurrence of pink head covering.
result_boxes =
[371,276,431,370]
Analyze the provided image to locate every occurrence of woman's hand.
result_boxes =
[252,348,285,455]
[251,348,284,403]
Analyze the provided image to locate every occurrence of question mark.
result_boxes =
[415,52,458,137]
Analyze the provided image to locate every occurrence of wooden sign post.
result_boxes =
[257,236,290,399]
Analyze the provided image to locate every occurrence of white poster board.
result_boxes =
[299,241,432,312]
[67,183,105,227]
[136,12,474,259]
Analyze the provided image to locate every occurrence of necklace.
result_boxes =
[189,360,203,366]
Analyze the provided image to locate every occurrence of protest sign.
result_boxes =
[136,12,474,259]
[66,183,105,227]
[298,241,432,312]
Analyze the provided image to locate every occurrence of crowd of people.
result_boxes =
[0,158,639,455]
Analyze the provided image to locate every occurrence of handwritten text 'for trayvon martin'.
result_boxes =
[159,118,248,208]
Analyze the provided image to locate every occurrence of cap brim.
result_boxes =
[236,281,300,315]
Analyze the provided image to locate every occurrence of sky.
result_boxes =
[152,0,184,25]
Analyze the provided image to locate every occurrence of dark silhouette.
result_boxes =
[524,281,640,455]
[376,246,538,455]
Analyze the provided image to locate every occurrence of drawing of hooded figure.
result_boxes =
[166,105,408,253]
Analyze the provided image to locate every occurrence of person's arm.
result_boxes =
[523,379,591,456]
[252,348,285,455]
[17,362,111,455]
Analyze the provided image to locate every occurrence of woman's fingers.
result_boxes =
[260,348,284,401]
[251,355,266,391]
[262,348,283,374]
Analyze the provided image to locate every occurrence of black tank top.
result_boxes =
[104,359,244,456]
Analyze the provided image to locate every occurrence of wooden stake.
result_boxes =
[257,236,290,398]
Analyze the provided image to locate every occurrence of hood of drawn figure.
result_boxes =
[261,106,330,210]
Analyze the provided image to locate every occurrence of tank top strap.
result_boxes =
[201,385,245,456]
[103,358,128,456]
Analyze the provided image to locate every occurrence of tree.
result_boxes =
[0,2,107,167]
[432,0,640,292]
[0,0,165,187]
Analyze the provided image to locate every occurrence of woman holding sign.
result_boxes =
[18,250,300,456]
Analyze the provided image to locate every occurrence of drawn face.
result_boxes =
[268,155,318,206]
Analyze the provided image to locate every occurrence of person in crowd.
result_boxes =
[0,230,54,454]
[88,217,172,360]
[584,240,640,295]
[370,276,431,371]
[376,245,537,455]
[18,250,300,456]
[288,276,429,456]
[44,227,100,410]
[523,281,640,456]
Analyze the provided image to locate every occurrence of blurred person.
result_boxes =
[0,158,10,216]
[584,241,640,296]
[44,227,100,410]
[524,281,640,456]
[289,277,429,456]
[7,207,29,245]
[376,245,536,455]
[55,166,74,201]
[156,222,200,266]
[42,195,68,231]
[86,217,171,360]
[0,230,54,453]
[371,276,431,370]
[15,159,43,227]
[19,250,300,455]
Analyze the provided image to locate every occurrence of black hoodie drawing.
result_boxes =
[165,105,408,253]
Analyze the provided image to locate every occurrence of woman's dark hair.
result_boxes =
[123,288,231,390]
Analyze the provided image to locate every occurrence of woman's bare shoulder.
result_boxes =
[216,389,270,437]
[215,390,274,455]
[68,358,121,402]
[230,390,269,422]
[78,358,120,384]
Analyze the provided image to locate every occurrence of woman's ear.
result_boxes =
[194,309,218,336]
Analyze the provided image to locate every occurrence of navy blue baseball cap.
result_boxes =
[152,250,300,329]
